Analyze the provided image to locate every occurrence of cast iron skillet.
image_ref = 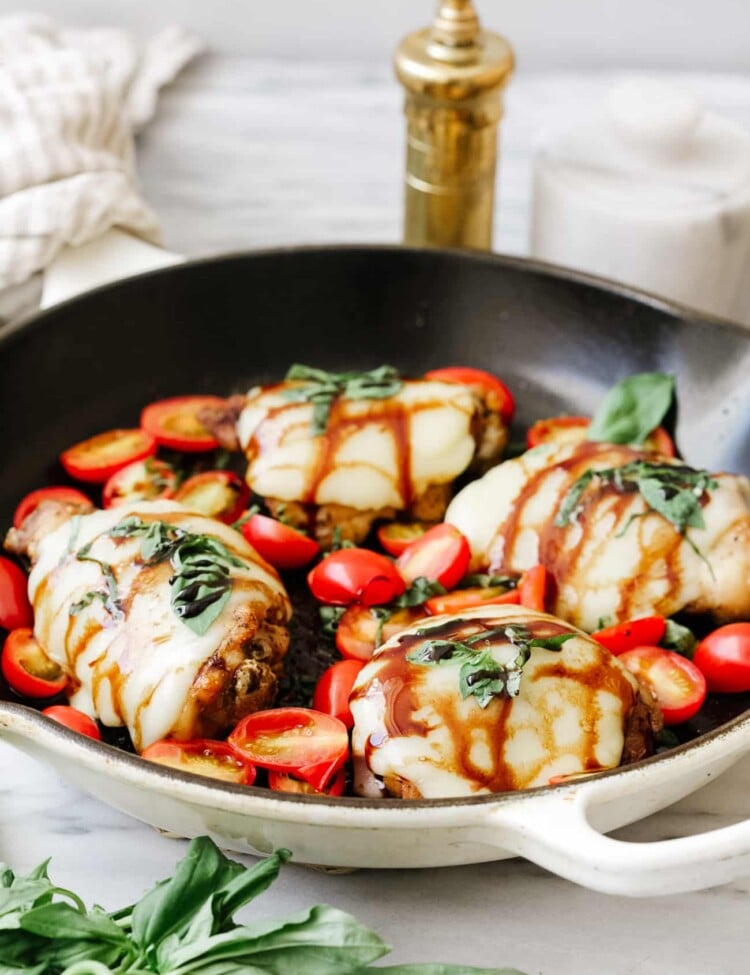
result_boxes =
[1,245,750,895]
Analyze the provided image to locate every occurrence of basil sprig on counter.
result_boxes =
[407,622,574,708]
[587,371,675,447]
[555,460,717,541]
[108,517,248,636]
[281,363,403,435]
[0,836,523,974]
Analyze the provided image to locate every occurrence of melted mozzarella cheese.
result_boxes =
[236,380,477,509]
[350,605,639,799]
[446,442,750,629]
[29,500,289,750]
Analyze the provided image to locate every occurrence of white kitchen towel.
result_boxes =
[0,14,203,290]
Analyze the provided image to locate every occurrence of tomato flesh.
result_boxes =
[377,522,427,557]
[41,705,101,740]
[1,629,66,698]
[693,623,750,694]
[312,659,365,727]
[519,564,548,612]
[396,523,470,590]
[425,585,520,616]
[592,616,667,656]
[526,415,675,457]
[141,739,256,785]
[241,514,320,570]
[60,429,157,484]
[13,487,91,529]
[268,768,346,797]
[336,605,424,661]
[228,707,349,792]
[141,395,226,452]
[423,367,515,423]
[618,646,707,725]
[174,471,249,524]
[308,548,405,607]
[102,458,177,508]
[0,557,33,631]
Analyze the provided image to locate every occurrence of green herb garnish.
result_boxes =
[662,618,698,658]
[369,576,447,646]
[587,372,675,447]
[231,504,261,531]
[459,573,518,591]
[108,517,247,635]
[407,621,575,708]
[319,604,346,637]
[281,364,403,436]
[71,541,124,622]
[330,525,356,550]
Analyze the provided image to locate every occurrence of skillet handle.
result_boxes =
[41,229,184,309]
[487,790,750,896]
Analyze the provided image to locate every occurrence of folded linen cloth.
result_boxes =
[0,14,203,291]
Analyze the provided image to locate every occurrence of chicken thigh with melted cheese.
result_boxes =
[202,372,508,548]
[350,604,660,799]
[446,440,750,631]
[5,499,291,751]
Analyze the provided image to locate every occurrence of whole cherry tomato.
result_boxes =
[0,557,33,631]
[41,705,101,741]
[308,549,405,607]
[312,659,365,728]
[592,616,667,656]
[693,623,750,694]
[241,514,320,570]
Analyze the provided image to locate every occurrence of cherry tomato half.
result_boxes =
[141,739,256,785]
[308,549,405,607]
[519,564,548,613]
[618,646,707,726]
[41,705,101,740]
[60,429,157,484]
[268,768,346,797]
[592,616,667,656]
[0,557,33,631]
[141,395,227,452]
[228,707,349,792]
[241,514,320,570]
[693,623,750,694]
[13,487,91,529]
[1,629,66,698]
[174,471,249,524]
[312,659,365,728]
[377,522,427,557]
[102,458,178,508]
[335,605,424,661]
[526,415,676,457]
[425,585,520,616]
[396,524,470,591]
[424,367,515,423]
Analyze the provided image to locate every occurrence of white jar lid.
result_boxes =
[537,79,750,215]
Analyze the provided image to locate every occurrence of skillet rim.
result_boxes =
[1,243,748,811]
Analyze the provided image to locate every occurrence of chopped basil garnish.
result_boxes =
[662,618,698,658]
[107,516,248,635]
[459,573,518,590]
[232,504,261,531]
[368,576,447,647]
[330,525,355,550]
[281,364,403,436]
[407,621,575,708]
[319,604,346,637]
[587,372,675,447]
[71,541,124,622]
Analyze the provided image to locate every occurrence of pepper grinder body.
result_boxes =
[395,2,514,250]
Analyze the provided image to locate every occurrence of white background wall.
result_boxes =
[3,0,750,69]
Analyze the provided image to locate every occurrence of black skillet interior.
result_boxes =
[2,245,750,740]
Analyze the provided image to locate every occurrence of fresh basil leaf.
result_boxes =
[459,574,517,591]
[587,372,674,447]
[662,619,698,658]
[394,577,446,608]
[282,365,403,436]
[319,605,346,637]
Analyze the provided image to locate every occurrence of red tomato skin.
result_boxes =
[140,395,226,452]
[1,629,66,698]
[425,586,520,616]
[423,367,515,423]
[395,524,470,590]
[241,514,320,570]
[268,767,346,797]
[174,471,249,525]
[693,624,750,693]
[592,616,667,656]
[41,705,101,740]
[102,459,177,508]
[0,557,33,630]
[618,646,707,725]
[376,523,426,557]
[313,660,365,728]
[308,549,405,606]
[13,487,91,529]
[228,707,349,792]
[141,739,256,785]
[60,429,157,484]
[526,416,589,449]
[519,564,548,612]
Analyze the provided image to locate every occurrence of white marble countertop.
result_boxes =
[3,59,750,974]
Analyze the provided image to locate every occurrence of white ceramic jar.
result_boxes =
[531,79,750,325]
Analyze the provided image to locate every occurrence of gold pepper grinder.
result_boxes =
[394,0,514,250]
